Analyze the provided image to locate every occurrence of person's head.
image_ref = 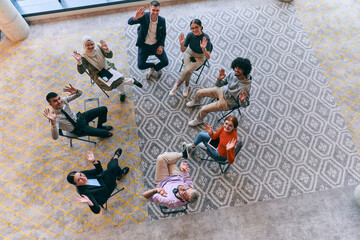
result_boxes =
[223,115,238,133]
[82,36,95,53]
[46,92,63,110]
[231,57,252,79]
[67,171,88,186]
[177,185,199,203]
[189,19,203,36]
[149,1,160,22]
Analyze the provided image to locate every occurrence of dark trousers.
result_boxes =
[137,44,169,71]
[102,157,123,194]
[74,106,110,138]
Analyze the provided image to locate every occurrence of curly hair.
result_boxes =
[231,57,252,77]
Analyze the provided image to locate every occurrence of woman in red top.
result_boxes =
[186,115,238,164]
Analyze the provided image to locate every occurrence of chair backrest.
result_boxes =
[234,141,244,157]
[59,129,79,138]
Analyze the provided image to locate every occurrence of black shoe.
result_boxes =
[120,94,126,102]
[133,78,143,88]
[116,167,130,180]
[101,132,113,138]
[99,125,113,131]
[113,148,122,159]
[181,142,189,159]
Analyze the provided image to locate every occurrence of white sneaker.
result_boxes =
[186,100,200,108]
[186,143,195,149]
[169,86,178,96]
[183,86,189,97]
[188,119,203,127]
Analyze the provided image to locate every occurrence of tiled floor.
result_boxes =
[295,0,360,145]
[0,27,147,239]
[0,0,360,239]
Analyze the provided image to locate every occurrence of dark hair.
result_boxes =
[190,19,203,30]
[225,115,238,129]
[150,0,160,7]
[46,92,58,103]
[67,171,77,185]
[231,57,252,77]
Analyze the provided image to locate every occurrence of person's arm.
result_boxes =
[63,84,82,103]
[200,36,211,60]
[75,194,101,214]
[215,69,228,87]
[180,162,194,188]
[143,188,167,199]
[225,138,237,164]
[99,41,113,58]
[82,151,103,176]
[238,90,250,108]
[211,126,223,140]
[159,18,166,47]
[179,33,187,53]
[43,108,59,140]
[128,7,145,24]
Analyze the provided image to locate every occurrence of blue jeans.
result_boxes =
[137,44,169,71]
[194,132,227,161]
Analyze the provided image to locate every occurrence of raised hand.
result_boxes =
[218,68,226,80]
[75,195,92,205]
[156,46,163,55]
[85,150,95,163]
[179,33,185,46]
[43,108,56,124]
[99,40,109,52]
[239,91,248,101]
[180,162,190,173]
[63,84,77,95]
[204,122,214,135]
[73,51,82,62]
[226,138,237,150]
[156,188,167,197]
[200,36,207,50]
[134,7,145,20]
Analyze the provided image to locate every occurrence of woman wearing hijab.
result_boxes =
[73,37,142,102]
[169,19,212,98]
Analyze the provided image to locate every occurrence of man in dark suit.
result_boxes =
[128,0,168,80]
[67,148,129,214]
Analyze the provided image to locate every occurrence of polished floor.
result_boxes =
[1,0,360,239]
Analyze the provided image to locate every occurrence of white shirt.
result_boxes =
[145,18,158,45]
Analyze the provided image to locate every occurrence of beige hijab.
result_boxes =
[81,36,108,71]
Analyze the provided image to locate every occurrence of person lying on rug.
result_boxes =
[128,0,169,80]
[43,84,113,139]
[169,18,212,98]
[67,149,129,214]
[142,147,199,209]
[186,57,252,127]
[73,36,142,102]
[185,115,238,165]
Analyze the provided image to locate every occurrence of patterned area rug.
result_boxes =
[126,3,360,220]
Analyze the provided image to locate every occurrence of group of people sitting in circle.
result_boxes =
[41,1,252,214]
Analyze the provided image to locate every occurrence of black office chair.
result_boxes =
[179,43,213,84]
[217,107,242,123]
[200,141,244,174]
[159,203,188,214]
[59,129,96,147]
[75,185,125,210]
[101,186,125,210]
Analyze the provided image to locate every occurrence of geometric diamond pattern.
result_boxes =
[127,3,360,220]
[0,27,147,239]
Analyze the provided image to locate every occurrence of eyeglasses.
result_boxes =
[181,187,189,198]
[190,26,200,31]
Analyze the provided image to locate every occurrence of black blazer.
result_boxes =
[76,161,112,214]
[128,12,166,48]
